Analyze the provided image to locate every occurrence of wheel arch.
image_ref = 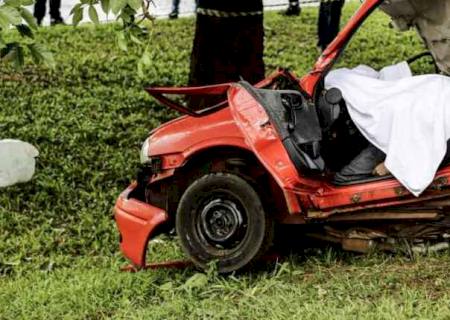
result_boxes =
[165,145,290,223]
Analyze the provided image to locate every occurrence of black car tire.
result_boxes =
[176,172,273,273]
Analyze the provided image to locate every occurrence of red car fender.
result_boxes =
[147,107,243,158]
[114,183,168,267]
[157,138,251,170]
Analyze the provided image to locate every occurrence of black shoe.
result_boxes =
[50,17,65,26]
[168,11,178,19]
[333,145,386,184]
[284,5,301,16]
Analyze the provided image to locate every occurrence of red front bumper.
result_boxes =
[114,183,168,268]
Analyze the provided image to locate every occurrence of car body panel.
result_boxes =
[147,107,250,170]
[114,183,168,267]
[115,0,450,268]
[227,84,322,193]
[228,83,450,214]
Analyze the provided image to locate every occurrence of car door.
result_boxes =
[227,83,322,194]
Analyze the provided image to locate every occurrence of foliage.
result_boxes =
[0,4,444,319]
[70,0,155,76]
[0,0,55,68]
[0,0,153,71]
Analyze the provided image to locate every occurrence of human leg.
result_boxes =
[169,0,180,19]
[318,0,344,50]
[49,0,64,24]
[284,0,301,16]
[33,0,46,25]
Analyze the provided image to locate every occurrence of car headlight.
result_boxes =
[140,137,151,164]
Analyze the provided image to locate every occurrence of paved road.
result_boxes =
[34,0,319,25]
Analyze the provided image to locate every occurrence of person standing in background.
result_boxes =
[188,0,264,107]
[169,0,180,19]
[284,0,301,16]
[34,0,64,25]
[317,0,345,51]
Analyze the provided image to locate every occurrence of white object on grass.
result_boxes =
[325,61,450,196]
[0,139,39,188]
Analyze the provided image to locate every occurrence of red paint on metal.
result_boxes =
[120,260,194,272]
[144,70,294,176]
[120,253,283,272]
[283,190,303,214]
[300,0,383,96]
[310,167,450,211]
[114,183,168,268]
[114,1,450,271]
[228,85,322,194]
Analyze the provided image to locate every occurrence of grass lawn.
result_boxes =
[0,3,447,319]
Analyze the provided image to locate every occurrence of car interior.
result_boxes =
[248,51,450,187]
[244,0,450,187]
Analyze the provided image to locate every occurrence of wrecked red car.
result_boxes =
[115,0,450,273]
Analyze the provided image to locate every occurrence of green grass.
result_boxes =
[0,3,446,319]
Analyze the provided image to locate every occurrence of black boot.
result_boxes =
[50,17,65,25]
[168,10,178,19]
[284,3,300,16]
[334,144,386,184]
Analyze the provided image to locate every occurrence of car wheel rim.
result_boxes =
[199,198,247,249]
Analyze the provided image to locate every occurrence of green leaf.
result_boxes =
[20,0,35,6]
[116,32,127,51]
[100,0,110,14]
[0,11,10,29]
[28,43,55,68]
[120,4,135,21]
[110,0,127,15]
[16,24,34,38]
[88,5,99,24]
[70,3,82,15]
[0,5,23,26]
[182,273,209,292]
[137,60,143,78]
[0,36,5,50]
[4,0,22,8]
[129,34,142,45]
[0,42,15,58]
[19,7,38,29]
[140,50,151,66]
[127,0,140,11]
[1,43,24,69]
[72,6,83,26]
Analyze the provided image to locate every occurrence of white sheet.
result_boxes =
[0,139,39,188]
[325,62,450,196]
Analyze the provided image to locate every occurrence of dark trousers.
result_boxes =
[189,15,265,86]
[188,14,264,108]
[34,0,62,23]
[171,0,180,13]
[318,0,345,50]
[289,0,299,7]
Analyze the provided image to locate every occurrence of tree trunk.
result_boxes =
[189,0,265,87]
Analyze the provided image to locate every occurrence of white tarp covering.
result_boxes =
[380,0,450,74]
[325,62,450,196]
[0,140,39,188]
